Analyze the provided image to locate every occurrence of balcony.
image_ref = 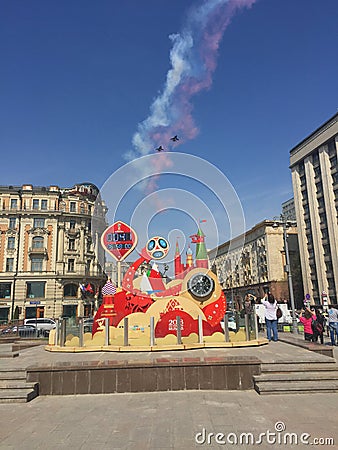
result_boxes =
[28,247,48,256]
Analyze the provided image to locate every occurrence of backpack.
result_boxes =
[312,319,323,334]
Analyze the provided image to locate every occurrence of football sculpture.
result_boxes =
[92,232,226,338]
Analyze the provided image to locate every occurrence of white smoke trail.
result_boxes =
[127,0,256,162]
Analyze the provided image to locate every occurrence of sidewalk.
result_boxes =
[0,338,337,449]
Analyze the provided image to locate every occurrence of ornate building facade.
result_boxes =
[0,183,107,323]
[208,220,303,309]
[290,112,338,305]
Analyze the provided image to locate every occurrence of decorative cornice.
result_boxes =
[28,227,50,236]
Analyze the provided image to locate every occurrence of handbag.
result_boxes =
[276,306,282,319]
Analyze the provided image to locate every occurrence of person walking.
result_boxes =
[327,305,338,346]
[299,307,316,342]
[261,293,278,342]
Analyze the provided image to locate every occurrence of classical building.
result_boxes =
[0,183,107,323]
[290,112,338,305]
[208,220,303,309]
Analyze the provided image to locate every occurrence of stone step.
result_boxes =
[261,363,338,373]
[0,370,26,380]
[254,371,338,382]
[0,388,38,403]
[0,352,19,358]
[0,381,38,390]
[255,380,338,395]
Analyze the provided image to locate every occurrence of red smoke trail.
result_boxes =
[130,0,257,195]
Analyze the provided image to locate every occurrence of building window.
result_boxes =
[68,239,75,250]
[32,236,44,249]
[314,166,321,178]
[86,259,91,275]
[68,259,75,272]
[316,182,323,195]
[70,202,76,212]
[7,237,15,249]
[64,284,78,297]
[0,283,11,298]
[41,199,48,210]
[332,172,338,185]
[9,218,16,229]
[312,151,319,165]
[10,199,18,209]
[80,203,85,214]
[26,281,45,298]
[31,257,43,272]
[6,258,14,272]
[69,220,76,229]
[33,218,45,228]
[32,199,39,210]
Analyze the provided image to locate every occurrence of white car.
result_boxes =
[24,318,56,336]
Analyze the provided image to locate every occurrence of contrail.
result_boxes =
[127,0,257,164]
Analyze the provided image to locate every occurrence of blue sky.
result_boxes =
[1,0,337,254]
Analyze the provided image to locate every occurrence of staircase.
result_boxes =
[0,368,39,403]
[254,360,338,395]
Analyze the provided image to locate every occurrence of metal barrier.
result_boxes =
[150,316,155,346]
[123,317,129,346]
[176,315,182,345]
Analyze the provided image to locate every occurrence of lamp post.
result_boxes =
[273,215,298,335]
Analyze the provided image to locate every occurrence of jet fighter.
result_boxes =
[170,135,179,142]
[156,145,164,152]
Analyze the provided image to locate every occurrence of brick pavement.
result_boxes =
[0,341,337,449]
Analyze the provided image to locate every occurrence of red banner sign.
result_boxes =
[101,221,138,261]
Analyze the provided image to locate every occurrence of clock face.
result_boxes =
[188,273,214,299]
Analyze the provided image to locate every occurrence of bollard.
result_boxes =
[198,315,203,344]
[150,316,155,346]
[244,314,250,341]
[55,318,60,346]
[123,317,129,346]
[176,315,182,345]
[60,318,66,347]
[224,314,230,342]
[79,318,84,347]
[253,310,259,340]
[104,317,110,346]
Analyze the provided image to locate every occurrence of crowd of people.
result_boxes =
[237,291,338,346]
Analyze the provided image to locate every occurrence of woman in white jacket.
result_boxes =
[261,293,278,342]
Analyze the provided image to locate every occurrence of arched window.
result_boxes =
[63,283,78,297]
[32,236,44,249]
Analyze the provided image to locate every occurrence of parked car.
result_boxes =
[1,324,38,337]
[24,318,56,336]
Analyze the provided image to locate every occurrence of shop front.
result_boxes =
[0,304,10,324]
[62,299,79,325]
[25,301,45,319]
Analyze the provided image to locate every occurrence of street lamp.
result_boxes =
[272,215,298,334]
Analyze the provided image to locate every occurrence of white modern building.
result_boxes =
[290,112,338,305]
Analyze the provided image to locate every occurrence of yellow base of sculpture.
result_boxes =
[45,328,268,352]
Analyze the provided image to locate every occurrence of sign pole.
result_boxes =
[117,260,121,288]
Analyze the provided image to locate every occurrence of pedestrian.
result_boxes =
[327,305,338,346]
[261,293,278,342]
[312,309,326,344]
[299,307,316,342]
[243,293,256,331]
